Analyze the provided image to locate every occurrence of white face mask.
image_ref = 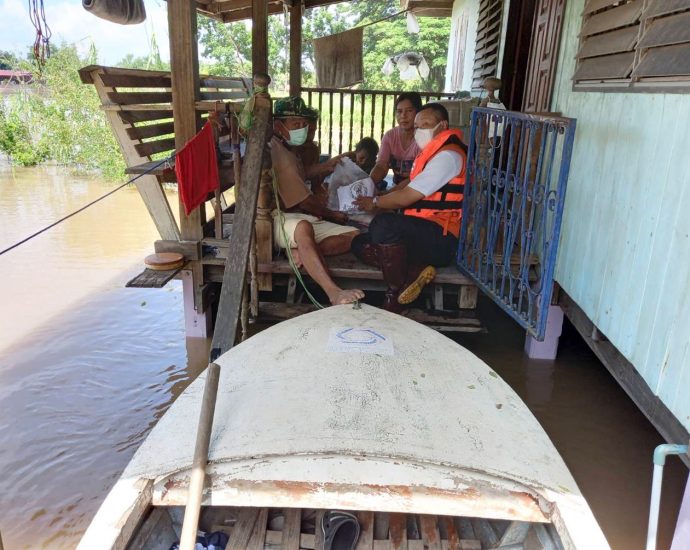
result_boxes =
[282,123,309,146]
[414,121,442,150]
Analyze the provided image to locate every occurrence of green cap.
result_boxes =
[273,96,319,120]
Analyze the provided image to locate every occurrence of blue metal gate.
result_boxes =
[458,108,577,340]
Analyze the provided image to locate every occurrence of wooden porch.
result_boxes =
[80,57,487,340]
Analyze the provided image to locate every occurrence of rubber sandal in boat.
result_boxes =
[398,265,436,305]
[321,510,360,550]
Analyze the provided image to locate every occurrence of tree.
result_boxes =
[118,33,169,71]
[0,50,19,71]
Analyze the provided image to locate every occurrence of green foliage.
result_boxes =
[118,33,170,71]
[0,44,125,179]
[0,50,19,71]
[199,1,451,93]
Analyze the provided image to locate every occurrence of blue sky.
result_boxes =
[0,0,171,65]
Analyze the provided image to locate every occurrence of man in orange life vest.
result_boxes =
[352,103,466,312]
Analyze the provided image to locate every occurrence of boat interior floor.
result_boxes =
[127,506,565,550]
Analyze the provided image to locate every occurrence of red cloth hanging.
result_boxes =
[175,121,220,216]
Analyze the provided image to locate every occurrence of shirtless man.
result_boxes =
[270,97,364,306]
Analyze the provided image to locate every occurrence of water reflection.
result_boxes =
[0,163,686,549]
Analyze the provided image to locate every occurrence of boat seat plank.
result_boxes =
[282,509,301,550]
[419,516,441,550]
[228,507,261,550]
[355,511,374,550]
[125,266,182,288]
[389,514,408,550]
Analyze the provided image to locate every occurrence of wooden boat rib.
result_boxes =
[78,304,609,550]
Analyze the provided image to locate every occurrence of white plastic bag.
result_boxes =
[337,177,375,212]
[327,157,369,210]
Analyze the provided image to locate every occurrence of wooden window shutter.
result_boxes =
[634,4,690,79]
[574,0,690,91]
[574,0,642,83]
[471,0,503,91]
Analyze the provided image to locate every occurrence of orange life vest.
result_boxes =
[403,129,467,238]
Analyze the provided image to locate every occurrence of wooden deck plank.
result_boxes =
[315,510,326,550]
[441,516,461,550]
[496,521,530,546]
[247,508,269,550]
[227,507,260,550]
[281,509,302,550]
[419,516,441,550]
[125,267,182,288]
[389,514,408,550]
[374,512,390,540]
[469,519,498,548]
[355,511,374,550]
[256,302,482,329]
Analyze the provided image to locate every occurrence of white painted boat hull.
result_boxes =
[78,304,610,550]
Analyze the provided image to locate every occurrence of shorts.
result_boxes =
[272,210,358,249]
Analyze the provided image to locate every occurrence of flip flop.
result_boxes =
[321,511,361,550]
[398,265,436,305]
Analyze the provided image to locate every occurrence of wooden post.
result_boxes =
[252,0,268,76]
[289,1,302,96]
[210,88,273,360]
[168,0,207,336]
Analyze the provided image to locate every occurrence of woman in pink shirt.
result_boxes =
[370,92,423,191]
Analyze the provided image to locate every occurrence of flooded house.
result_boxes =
[75,0,689,547]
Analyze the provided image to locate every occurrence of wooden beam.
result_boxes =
[252,0,269,75]
[289,1,302,96]
[168,0,206,325]
[209,95,272,360]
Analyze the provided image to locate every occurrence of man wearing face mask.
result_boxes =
[351,103,466,312]
[270,97,365,306]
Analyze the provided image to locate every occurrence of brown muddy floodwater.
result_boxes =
[0,162,687,549]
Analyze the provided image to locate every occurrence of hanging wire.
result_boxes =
[0,155,174,257]
[28,0,52,72]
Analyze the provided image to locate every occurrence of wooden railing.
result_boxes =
[301,87,455,156]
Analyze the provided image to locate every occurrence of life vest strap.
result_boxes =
[408,199,463,211]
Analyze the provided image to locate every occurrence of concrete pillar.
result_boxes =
[524,304,564,360]
[671,477,690,550]
[182,270,211,338]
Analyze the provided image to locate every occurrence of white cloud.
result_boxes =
[0,0,170,65]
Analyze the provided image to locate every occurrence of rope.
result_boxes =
[271,171,325,309]
[0,155,173,257]
[357,9,409,30]
[28,0,51,71]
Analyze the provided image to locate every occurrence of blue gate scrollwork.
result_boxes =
[458,107,577,340]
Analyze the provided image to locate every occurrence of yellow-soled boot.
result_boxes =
[397,265,436,305]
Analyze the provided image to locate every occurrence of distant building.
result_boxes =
[0,70,33,84]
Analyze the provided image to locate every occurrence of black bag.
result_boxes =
[82,0,146,25]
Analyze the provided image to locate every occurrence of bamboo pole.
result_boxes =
[179,362,221,550]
